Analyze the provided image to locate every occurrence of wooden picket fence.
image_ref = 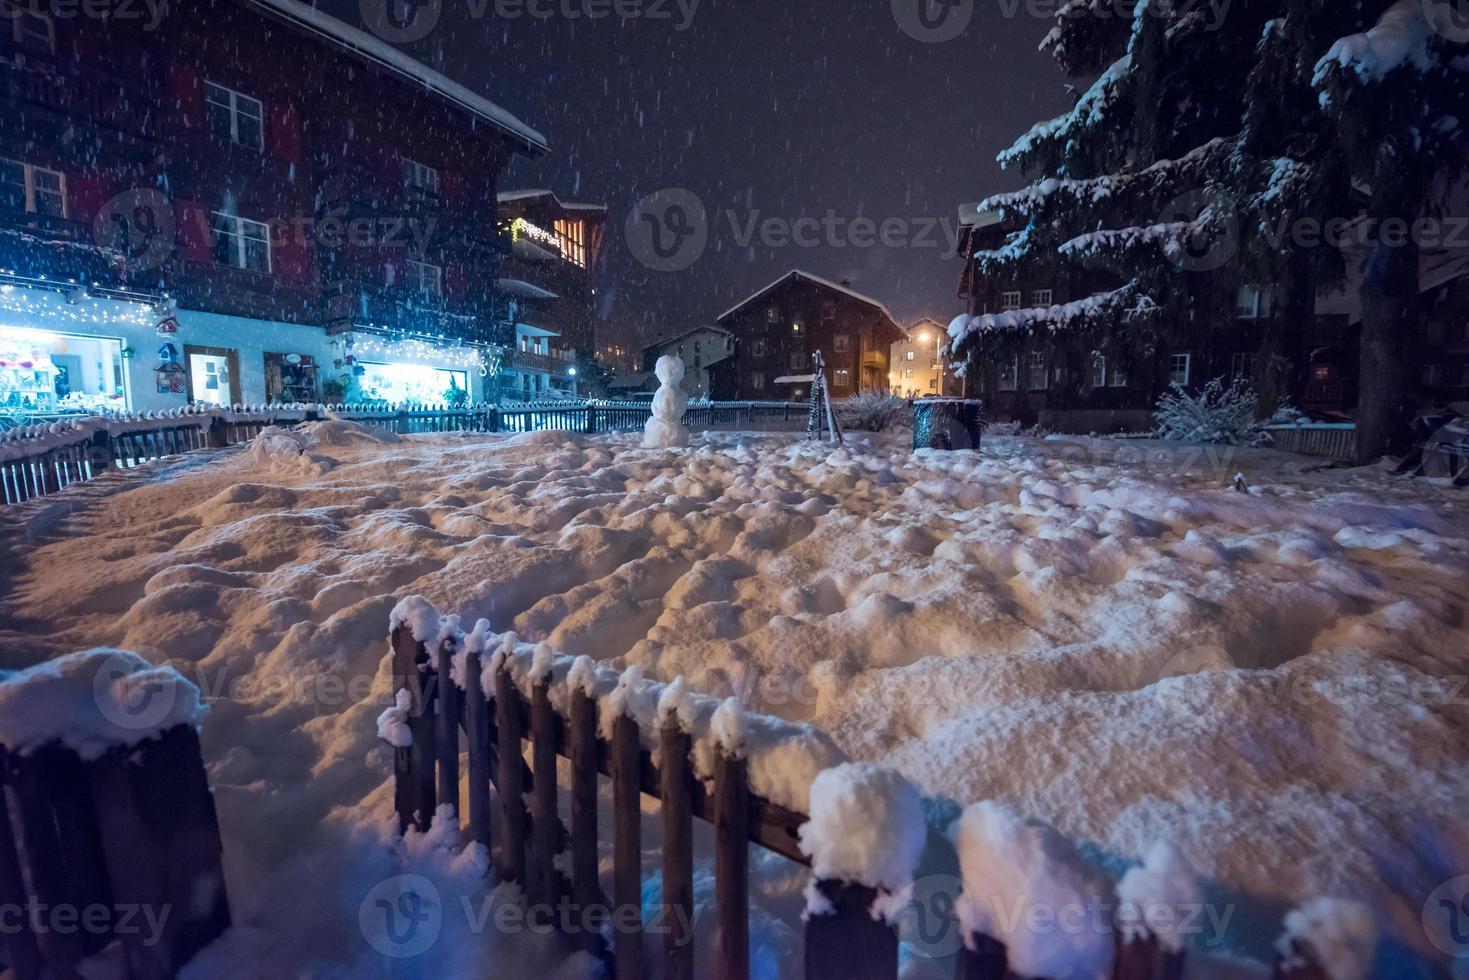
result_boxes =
[387,621,1335,980]
[0,401,805,505]
[0,725,230,980]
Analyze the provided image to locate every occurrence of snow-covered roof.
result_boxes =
[773,374,816,385]
[497,278,559,301]
[244,0,547,153]
[643,324,732,352]
[497,189,608,212]
[716,270,900,328]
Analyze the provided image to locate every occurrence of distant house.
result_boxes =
[890,318,959,398]
[642,325,734,398]
[716,270,904,401]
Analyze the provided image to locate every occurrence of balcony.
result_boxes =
[0,209,133,289]
[511,348,577,379]
[320,280,499,342]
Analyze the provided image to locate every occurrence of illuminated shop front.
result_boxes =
[0,324,129,414]
[357,362,471,405]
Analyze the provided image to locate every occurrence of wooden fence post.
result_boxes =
[660,719,695,980]
[435,637,460,821]
[715,747,749,980]
[1112,931,1184,980]
[530,672,561,916]
[955,934,1010,980]
[390,627,436,834]
[494,662,528,885]
[803,881,898,980]
[612,712,644,979]
[0,751,47,980]
[569,684,605,956]
[206,416,229,449]
[463,647,492,847]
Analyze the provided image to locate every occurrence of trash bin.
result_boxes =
[913,398,983,451]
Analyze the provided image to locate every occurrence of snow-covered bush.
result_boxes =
[837,390,910,432]
[1154,378,1264,445]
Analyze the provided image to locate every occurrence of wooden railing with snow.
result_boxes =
[0,652,230,980]
[0,400,805,505]
[383,599,1346,980]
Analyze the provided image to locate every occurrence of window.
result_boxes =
[1169,353,1192,387]
[1231,352,1253,380]
[4,2,53,50]
[789,350,807,371]
[751,339,766,357]
[406,259,443,300]
[1110,359,1130,387]
[833,334,850,353]
[0,159,65,217]
[750,372,765,389]
[821,301,837,322]
[1000,290,1022,311]
[1027,351,1048,390]
[834,368,850,387]
[904,369,915,379]
[792,321,804,335]
[211,212,271,272]
[555,218,587,268]
[401,157,441,202]
[205,82,265,151]
[1032,289,1053,307]
[765,306,780,324]
[1089,352,1107,389]
[1235,284,1273,319]
[998,355,1018,392]
[906,350,916,361]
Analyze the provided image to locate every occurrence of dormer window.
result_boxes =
[205,81,265,151]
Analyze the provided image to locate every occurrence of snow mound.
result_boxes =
[798,763,925,896]
[245,419,400,476]
[951,801,1113,979]
[0,650,208,760]
[1277,899,1377,980]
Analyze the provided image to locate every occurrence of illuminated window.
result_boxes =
[0,159,65,217]
[205,81,264,151]
[834,368,850,386]
[905,351,915,361]
[555,218,587,268]
[211,212,271,272]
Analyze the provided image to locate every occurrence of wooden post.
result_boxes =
[2,749,89,974]
[804,881,898,980]
[434,637,459,821]
[954,933,1009,980]
[88,725,231,980]
[660,721,695,980]
[569,687,605,956]
[715,749,749,980]
[206,416,228,449]
[463,648,492,847]
[495,664,528,884]
[530,677,561,915]
[0,750,44,980]
[39,453,59,495]
[1112,932,1185,980]
[390,627,436,834]
[612,712,644,979]
[1271,939,1331,980]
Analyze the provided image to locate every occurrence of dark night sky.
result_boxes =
[316,0,1070,349]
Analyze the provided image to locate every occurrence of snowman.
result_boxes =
[642,355,690,448]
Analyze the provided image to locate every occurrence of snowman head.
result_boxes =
[655,355,686,386]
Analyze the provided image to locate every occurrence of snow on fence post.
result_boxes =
[386,600,439,835]
[610,667,646,979]
[712,698,751,980]
[493,635,529,885]
[567,658,606,957]
[529,644,562,918]
[1111,843,1199,980]
[1270,899,1376,980]
[658,678,697,980]
[797,763,923,980]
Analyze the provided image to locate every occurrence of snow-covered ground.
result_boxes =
[2,422,1466,977]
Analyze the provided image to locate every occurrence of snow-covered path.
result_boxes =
[2,424,1466,973]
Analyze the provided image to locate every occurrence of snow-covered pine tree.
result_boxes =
[950,0,1289,383]
[1310,0,1469,463]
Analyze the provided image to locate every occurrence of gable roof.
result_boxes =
[643,324,732,353]
[497,189,608,212]
[244,0,547,154]
[716,270,900,328]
